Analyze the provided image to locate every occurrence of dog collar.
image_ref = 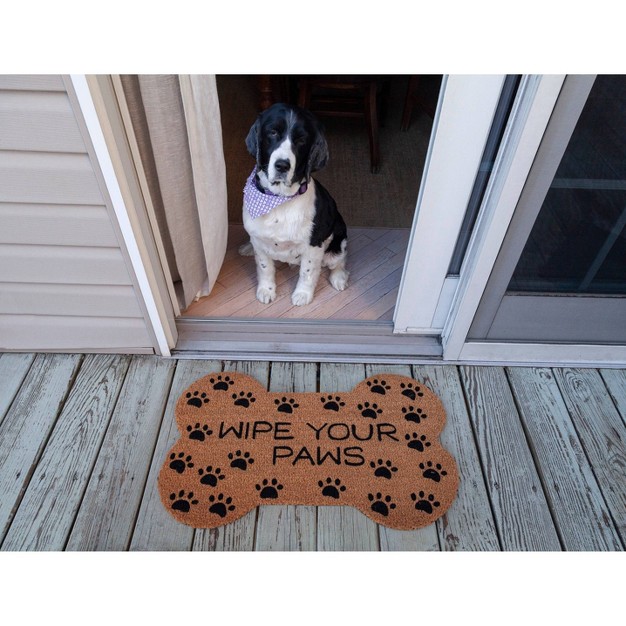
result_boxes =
[244,167,308,219]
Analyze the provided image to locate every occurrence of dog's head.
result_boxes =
[245,103,329,196]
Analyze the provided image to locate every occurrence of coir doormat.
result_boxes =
[158,372,459,530]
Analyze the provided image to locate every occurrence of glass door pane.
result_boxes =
[509,75,626,295]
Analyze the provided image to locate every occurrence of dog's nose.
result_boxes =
[274,159,290,174]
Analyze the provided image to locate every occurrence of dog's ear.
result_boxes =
[245,117,260,159]
[307,127,329,177]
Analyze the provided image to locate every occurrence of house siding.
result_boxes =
[0,75,154,352]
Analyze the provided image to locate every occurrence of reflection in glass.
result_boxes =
[509,75,626,295]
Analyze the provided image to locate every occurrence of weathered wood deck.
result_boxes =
[0,353,624,551]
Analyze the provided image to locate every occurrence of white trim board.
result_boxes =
[458,342,626,368]
[70,74,171,356]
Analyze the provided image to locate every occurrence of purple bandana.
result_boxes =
[243,167,308,219]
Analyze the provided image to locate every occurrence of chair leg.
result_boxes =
[257,75,274,111]
[401,75,421,131]
[365,81,380,173]
[378,78,391,127]
[297,78,311,109]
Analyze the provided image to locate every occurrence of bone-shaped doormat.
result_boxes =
[158,372,459,530]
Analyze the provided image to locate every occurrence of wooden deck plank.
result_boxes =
[254,361,318,551]
[0,353,82,545]
[414,365,501,551]
[459,366,562,551]
[0,353,35,426]
[317,363,379,551]
[2,355,131,551]
[365,363,440,551]
[129,359,222,551]
[507,367,622,550]
[600,368,626,427]
[192,361,270,551]
[552,368,626,545]
[1,354,623,552]
[65,356,176,551]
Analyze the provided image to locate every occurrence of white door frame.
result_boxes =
[393,74,506,334]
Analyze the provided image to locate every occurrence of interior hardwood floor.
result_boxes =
[182,224,410,320]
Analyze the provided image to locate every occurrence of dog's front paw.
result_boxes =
[256,285,276,304]
[330,268,349,291]
[291,289,313,306]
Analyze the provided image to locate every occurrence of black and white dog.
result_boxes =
[239,103,348,306]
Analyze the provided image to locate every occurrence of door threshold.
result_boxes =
[173,317,442,363]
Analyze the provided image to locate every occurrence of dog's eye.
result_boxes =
[267,129,279,138]
[294,137,306,146]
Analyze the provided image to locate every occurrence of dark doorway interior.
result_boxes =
[216,75,441,229]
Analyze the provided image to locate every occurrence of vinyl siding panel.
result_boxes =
[0,90,86,152]
[0,75,155,352]
[0,245,134,285]
[0,151,104,205]
[0,316,152,351]
[0,204,120,247]
[0,284,144,318]
[0,75,65,91]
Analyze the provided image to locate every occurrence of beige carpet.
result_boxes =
[217,75,440,229]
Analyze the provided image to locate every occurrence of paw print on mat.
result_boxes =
[186,391,208,408]
[367,379,391,395]
[169,490,198,513]
[232,391,256,408]
[368,493,396,517]
[321,395,345,411]
[419,461,447,482]
[186,423,212,442]
[208,493,235,518]
[370,459,398,479]
[405,432,431,452]
[198,466,225,487]
[169,452,194,474]
[358,402,382,419]
[209,375,234,391]
[228,450,254,470]
[256,478,284,499]
[400,382,424,400]
[274,397,299,413]
[402,406,427,424]
[411,491,440,514]
[318,477,346,499]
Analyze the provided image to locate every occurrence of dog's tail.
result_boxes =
[238,241,255,256]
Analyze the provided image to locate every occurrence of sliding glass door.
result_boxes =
[469,75,626,344]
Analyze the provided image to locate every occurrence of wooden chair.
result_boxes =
[297,76,383,173]
[401,75,438,131]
